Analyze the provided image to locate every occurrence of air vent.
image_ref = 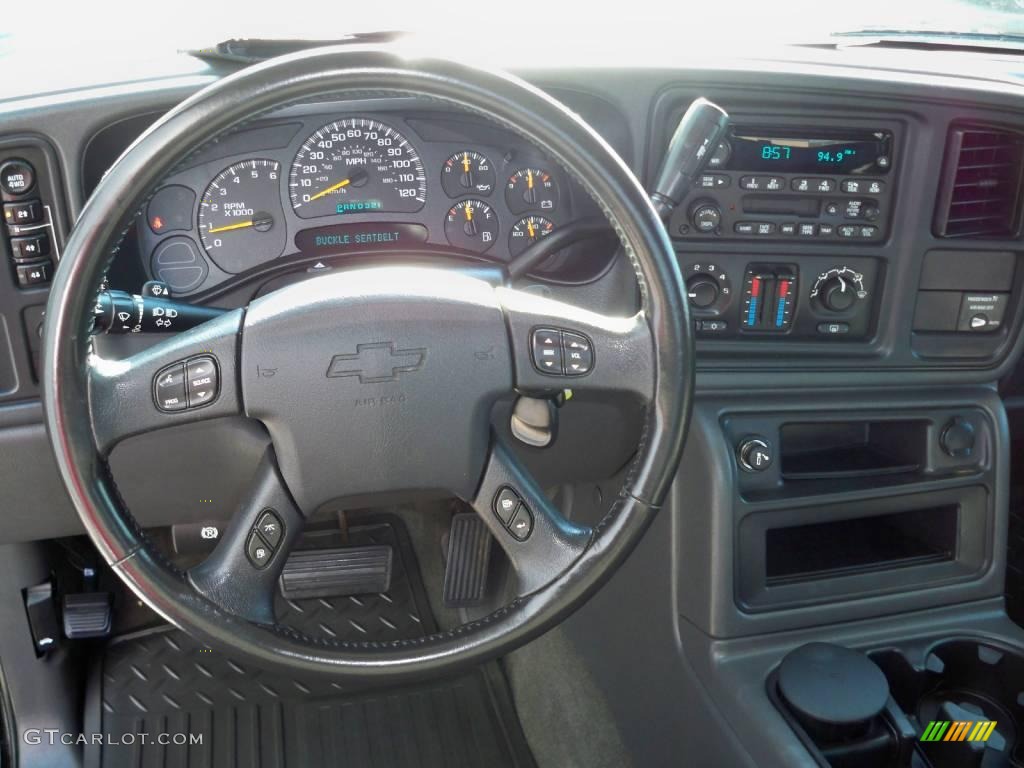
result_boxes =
[935,124,1024,238]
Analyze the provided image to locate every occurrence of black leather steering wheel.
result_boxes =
[42,47,693,683]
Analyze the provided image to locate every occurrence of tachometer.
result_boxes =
[289,118,427,219]
[198,159,286,274]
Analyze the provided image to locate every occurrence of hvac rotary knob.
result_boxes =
[687,274,720,309]
[821,275,858,312]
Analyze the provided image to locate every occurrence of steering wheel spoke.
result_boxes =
[188,448,304,625]
[88,309,244,455]
[497,287,655,402]
[470,436,592,596]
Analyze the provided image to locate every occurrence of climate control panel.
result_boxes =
[683,255,879,340]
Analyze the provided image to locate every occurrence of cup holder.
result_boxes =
[770,639,1024,768]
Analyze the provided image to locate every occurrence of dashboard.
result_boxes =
[129,102,610,299]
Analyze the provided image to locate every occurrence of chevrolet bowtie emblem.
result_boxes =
[326,342,427,384]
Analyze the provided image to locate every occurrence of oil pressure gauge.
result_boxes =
[442,151,496,197]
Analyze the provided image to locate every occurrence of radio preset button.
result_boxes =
[791,177,835,193]
[865,180,885,194]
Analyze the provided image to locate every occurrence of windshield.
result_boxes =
[2,0,1024,86]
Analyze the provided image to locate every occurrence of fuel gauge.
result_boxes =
[444,199,498,254]
[442,151,496,197]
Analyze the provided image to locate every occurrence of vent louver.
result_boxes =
[935,124,1024,238]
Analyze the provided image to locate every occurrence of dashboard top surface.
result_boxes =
[3,42,1024,389]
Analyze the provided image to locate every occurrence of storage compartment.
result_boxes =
[766,505,958,585]
[737,486,990,612]
[780,419,928,480]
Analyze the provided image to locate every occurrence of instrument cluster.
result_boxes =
[135,106,594,297]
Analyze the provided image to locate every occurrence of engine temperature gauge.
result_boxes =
[509,215,555,257]
[442,151,496,197]
[444,199,498,254]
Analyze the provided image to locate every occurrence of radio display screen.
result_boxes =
[725,130,892,174]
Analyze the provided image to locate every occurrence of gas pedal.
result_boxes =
[443,513,493,608]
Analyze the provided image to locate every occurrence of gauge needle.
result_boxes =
[527,170,534,189]
[308,177,352,202]
[464,204,474,222]
[207,220,255,234]
[462,153,471,173]
[527,220,536,238]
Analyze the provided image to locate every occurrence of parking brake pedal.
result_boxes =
[443,513,493,608]
[279,546,392,600]
[62,593,112,639]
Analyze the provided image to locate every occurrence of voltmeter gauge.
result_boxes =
[444,199,498,254]
[509,215,555,258]
[505,168,558,214]
[442,151,496,197]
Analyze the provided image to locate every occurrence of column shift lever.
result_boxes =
[650,97,730,220]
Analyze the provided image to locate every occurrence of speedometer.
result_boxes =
[289,118,427,219]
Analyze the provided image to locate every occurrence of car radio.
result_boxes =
[669,127,894,243]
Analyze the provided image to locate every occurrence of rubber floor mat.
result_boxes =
[87,515,535,768]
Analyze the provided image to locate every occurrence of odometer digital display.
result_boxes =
[289,118,427,219]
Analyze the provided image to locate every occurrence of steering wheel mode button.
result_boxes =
[246,531,273,569]
[255,510,283,548]
[494,486,521,525]
[186,356,219,407]
[531,328,563,374]
[153,363,187,412]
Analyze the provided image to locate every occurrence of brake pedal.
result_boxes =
[62,592,112,639]
[279,546,392,599]
[443,513,493,608]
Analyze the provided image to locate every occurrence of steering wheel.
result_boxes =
[42,47,693,683]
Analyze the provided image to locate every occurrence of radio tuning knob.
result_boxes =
[689,200,722,233]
